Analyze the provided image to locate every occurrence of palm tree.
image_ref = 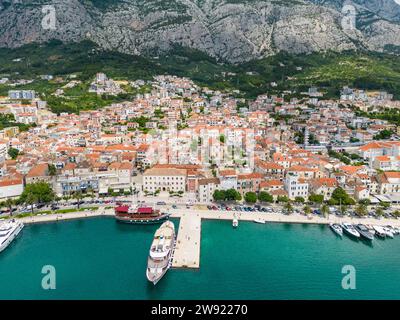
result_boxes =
[355,204,367,217]
[90,189,95,202]
[321,204,329,218]
[5,198,14,216]
[284,201,294,215]
[376,207,384,218]
[73,190,83,209]
[303,205,312,216]
[25,193,37,215]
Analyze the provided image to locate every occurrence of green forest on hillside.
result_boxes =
[1,40,400,114]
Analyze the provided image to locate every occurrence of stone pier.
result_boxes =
[172,212,201,269]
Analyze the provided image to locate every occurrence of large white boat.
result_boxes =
[341,223,360,238]
[355,224,374,241]
[329,223,343,237]
[146,221,175,285]
[0,220,24,253]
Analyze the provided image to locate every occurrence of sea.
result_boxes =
[1,217,399,299]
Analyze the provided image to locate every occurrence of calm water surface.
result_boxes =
[0,217,399,299]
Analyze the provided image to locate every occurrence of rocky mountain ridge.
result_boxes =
[1,0,400,63]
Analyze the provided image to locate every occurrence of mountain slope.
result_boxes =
[1,0,400,62]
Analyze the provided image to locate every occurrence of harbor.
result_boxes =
[168,207,400,270]
[1,217,400,300]
[2,205,400,279]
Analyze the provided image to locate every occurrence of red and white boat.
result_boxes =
[114,204,171,224]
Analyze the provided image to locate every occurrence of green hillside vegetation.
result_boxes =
[1,40,400,114]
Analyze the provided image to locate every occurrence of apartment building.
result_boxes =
[284,173,309,200]
[198,178,220,203]
[143,167,186,192]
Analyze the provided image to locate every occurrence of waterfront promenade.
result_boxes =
[16,207,114,225]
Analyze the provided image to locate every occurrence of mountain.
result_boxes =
[1,0,400,63]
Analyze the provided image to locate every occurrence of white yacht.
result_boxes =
[329,223,343,237]
[146,221,175,285]
[373,225,387,238]
[232,218,239,228]
[0,220,24,253]
[383,226,394,238]
[341,223,360,238]
[386,226,398,236]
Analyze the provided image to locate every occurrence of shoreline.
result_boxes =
[13,208,114,225]
[170,209,400,227]
[4,207,400,227]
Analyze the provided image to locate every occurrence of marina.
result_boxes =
[2,206,400,277]
[1,217,400,300]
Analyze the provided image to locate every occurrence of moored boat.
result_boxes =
[254,218,266,224]
[342,223,360,238]
[115,204,170,224]
[355,224,374,241]
[393,227,400,235]
[329,223,343,237]
[366,225,376,236]
[232,218,239,228]
[146,221,175,285]
[0,220,24,253]
[386,225,398,236]
[373,225,386,238]
[383,226,394,238]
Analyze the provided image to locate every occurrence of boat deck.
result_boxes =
[172,212,201,269]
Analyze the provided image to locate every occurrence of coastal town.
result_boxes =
[0,72,399,220]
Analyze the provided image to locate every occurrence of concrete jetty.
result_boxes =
[172,212,201,269]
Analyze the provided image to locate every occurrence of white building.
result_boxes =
[198,178,220,203]
[8,90,36,100]
[143,167,186,192]
[0,179,24,199]
[284,173,309,200]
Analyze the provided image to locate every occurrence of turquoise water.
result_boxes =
[0,217,399,299]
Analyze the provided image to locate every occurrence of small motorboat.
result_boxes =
[366,225,376,236]
[329,223,343,237]
[392,227,400,235]
[386,226,399,236]
[342,223,360,238]
[254,218,266,224]
[355,224,374,241]
[383,226,394,238]
[373,225,386,238]
[232,218,239,228]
